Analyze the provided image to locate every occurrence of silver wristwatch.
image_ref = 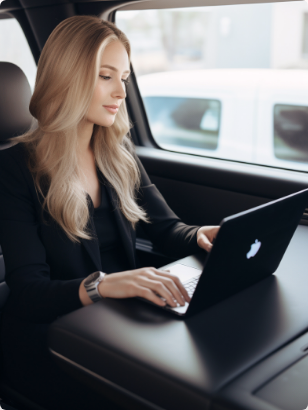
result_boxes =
[84,271,106,303]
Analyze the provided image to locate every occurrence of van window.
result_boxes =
[274,104,308,162]
[0,17,36,90]
[117,1,308,172]
[143,96,221,151]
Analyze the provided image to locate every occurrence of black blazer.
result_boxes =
[0,143,200,324]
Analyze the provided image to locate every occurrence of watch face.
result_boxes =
[84,271,101,287]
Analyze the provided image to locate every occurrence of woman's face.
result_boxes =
[86,40,130,127]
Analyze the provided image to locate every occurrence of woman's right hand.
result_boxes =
[98,267,190,308]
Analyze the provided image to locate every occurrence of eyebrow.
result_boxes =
[100,64,131,75]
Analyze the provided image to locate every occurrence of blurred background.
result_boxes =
[117,2,308,75]
[116,1,308,171]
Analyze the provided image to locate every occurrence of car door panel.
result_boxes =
[148,175,269,227]
[136,147,308,225]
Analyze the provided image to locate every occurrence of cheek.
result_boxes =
[92,84,105,105]
[88,86,104,116]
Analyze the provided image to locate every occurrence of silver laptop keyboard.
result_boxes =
[184,276,200,298]
[162,275,200,307]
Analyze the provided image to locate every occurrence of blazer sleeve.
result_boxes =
[135,156,202,258]
[0,148,83,323]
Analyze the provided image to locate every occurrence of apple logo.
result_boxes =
[246,239,261,259]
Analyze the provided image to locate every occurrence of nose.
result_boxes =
[111,78,126,100]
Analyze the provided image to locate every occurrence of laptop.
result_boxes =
[145,188,308,317]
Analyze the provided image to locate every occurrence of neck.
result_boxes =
[77,120,94,154]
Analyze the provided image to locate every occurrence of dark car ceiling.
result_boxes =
[0,0,137,63]
[0,0,135,11]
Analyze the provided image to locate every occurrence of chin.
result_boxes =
[96,119,115,128]
[104,121,115,128]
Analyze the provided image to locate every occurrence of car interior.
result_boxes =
[1,0,308,409]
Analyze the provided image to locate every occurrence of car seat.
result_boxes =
[0,61,46,410]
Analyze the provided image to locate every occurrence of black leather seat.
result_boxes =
[0,61,46,410]
[0,61,33,319]
[0,246,8,311]
[0,62,33,150]
[0,60,33,322]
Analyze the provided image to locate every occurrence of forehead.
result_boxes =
[99,40,130,71]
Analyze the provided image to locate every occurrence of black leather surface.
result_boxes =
[0,141,15,151]
[0,382,48,410]
[0,245,9,309]
[49,225,308,410]
[0,400,19,410]
[0,62,32,142]
[0,282,10,310]
[0,254,5,282]
[216,331,308,410]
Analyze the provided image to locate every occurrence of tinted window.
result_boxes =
[274,104,308,162]
[143,97,220,150]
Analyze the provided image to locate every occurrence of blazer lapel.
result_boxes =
[81,170,136,271]
[104,183,136,270]
[80,198,102,272]
[80,235,102,272]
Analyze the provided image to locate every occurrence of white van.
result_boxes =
[137,69,308,172]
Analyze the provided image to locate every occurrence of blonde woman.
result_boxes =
[0,16,219,410]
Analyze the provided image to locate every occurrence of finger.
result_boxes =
[143,268,170,275]
[137,287,167,307]
[142,268,190,303]
[138,278,179,307]
[198,235,213,252]
[159,277,187,306]
[212,226,220,239]
[153,270,190,303]
[156,270,191,302]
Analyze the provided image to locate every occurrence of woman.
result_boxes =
[0,16,219,410]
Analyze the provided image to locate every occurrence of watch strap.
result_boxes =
[85,271,106,303]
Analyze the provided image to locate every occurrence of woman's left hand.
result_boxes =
[197,226,220,252]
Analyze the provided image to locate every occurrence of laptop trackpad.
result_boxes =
[165,263,202,284]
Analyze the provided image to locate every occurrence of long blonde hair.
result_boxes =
[12,16,148,243]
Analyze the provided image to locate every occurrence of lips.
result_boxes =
[103,105,119,114]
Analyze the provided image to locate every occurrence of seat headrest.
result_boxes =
[0,62,33,143]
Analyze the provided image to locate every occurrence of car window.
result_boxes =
[274,104,308,162]
[0,16,37,90]
[142,96,221,151]
[116,1,308,172]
